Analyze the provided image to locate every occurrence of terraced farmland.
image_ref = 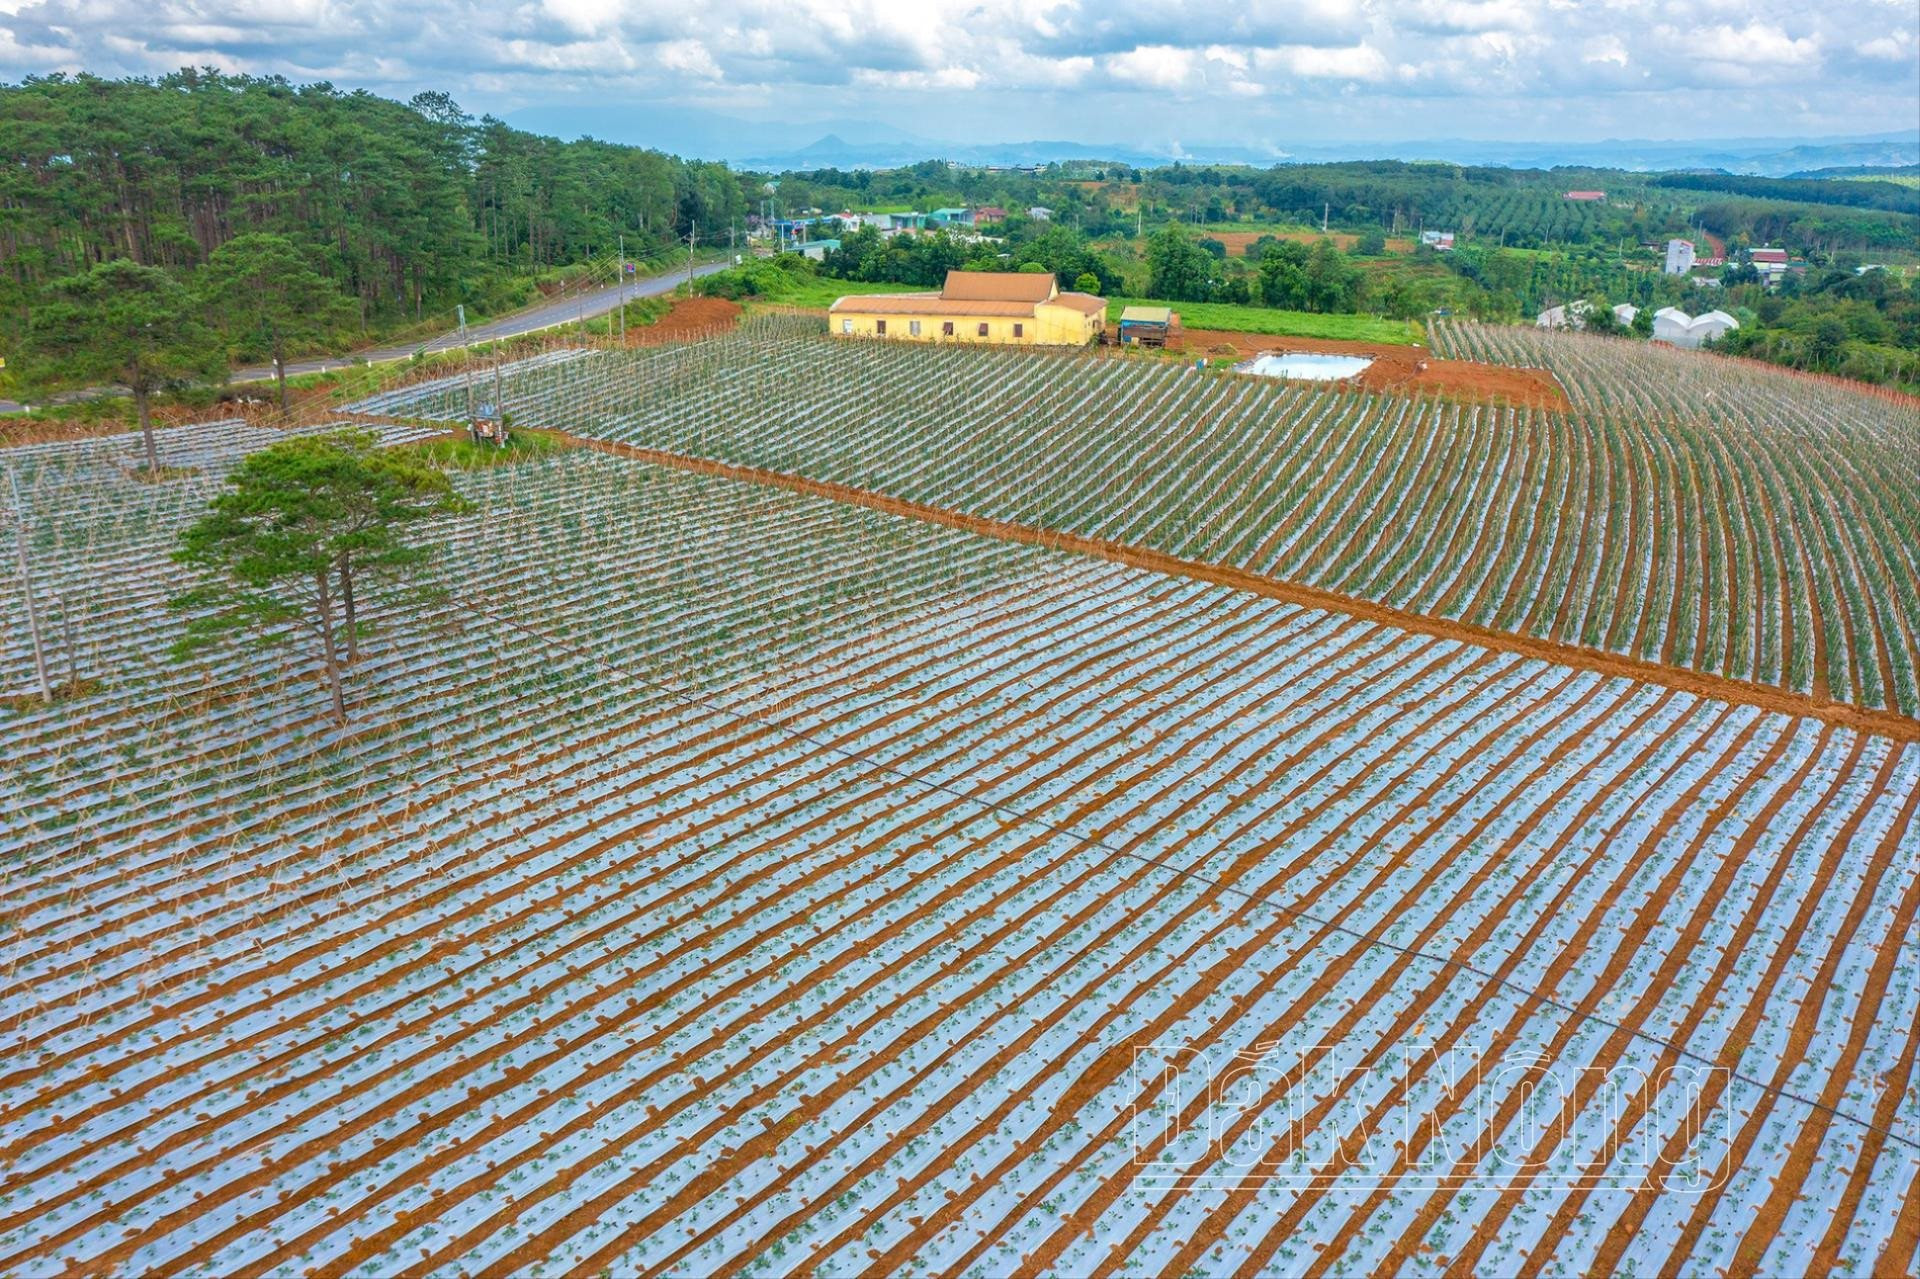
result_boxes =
[365,322,1920,721]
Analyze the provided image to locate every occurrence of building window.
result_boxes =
[1013,323,1024,338]
[876,320,886,335]
[942,321,954,336]
[910,320,921,336]
[978,322,989,337]
[841,319,852,334]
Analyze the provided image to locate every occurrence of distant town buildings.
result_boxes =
[1749,246,1791,287]
[1563,190,1606,202]
[1664,239,1696,275]
[1420,230,1456,251]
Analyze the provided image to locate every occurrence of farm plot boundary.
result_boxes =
[547,428,1920,745]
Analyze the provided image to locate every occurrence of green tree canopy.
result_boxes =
[1146,226,1214,303]
[1258,241,1310,310]
[30,259,224,471]
[170,431,472,723]
[200,233,355,411]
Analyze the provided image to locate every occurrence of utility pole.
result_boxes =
[686,222,697,290]
[6,467,51,701]
[1323,202,1329,234]
[457,304,475,425]
[617,233,626,342]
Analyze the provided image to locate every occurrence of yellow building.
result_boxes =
[829,271,1106,346]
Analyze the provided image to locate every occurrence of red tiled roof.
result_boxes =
[940,271,1056,303]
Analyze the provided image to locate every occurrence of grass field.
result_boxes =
[1108,297,1424,345]
[742,275,904,311]
[404,427,574,468]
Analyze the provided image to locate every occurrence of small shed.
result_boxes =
[1118,305,1175,346]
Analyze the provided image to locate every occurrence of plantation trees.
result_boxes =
[170,431,471,723]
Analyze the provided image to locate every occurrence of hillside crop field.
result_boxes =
[366,322,1920,722]
[4,323,1920,1276]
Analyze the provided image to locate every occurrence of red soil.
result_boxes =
[561,433,1920,745]
[625,295,742,346]
[1205,230,1417,256]
[1172,327,1572,411]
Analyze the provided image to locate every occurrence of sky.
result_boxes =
[2,0,1916,150]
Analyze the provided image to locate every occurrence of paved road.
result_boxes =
[0,260,731,412]
[231,260,732,383]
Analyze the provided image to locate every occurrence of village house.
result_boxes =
[829,271,1106,346]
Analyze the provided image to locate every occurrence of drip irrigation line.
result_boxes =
[463,593,1920,1158]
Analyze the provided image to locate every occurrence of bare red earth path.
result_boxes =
[557,434,1920,745]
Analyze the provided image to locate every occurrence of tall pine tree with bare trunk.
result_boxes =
[169,431,471,724]
[30,260,224,474]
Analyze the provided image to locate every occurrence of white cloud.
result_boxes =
[0,0,1910,143]
[1255,43,1391,82]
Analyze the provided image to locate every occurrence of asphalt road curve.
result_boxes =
[0,260,732,412]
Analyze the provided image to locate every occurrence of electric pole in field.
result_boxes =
[458,304,475,424]
[618,233,626,342]
[686,222,697,290]
[6,467,51,701]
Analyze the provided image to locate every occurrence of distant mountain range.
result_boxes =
[500,105,1918,178]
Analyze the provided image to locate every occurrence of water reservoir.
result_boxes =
[1241,352,1373,382]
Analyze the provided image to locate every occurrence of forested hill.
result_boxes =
[0,71,745,338]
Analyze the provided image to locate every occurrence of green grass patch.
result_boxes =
[406,428,573,469]
[749,276,907,311]
[1108,298,1423,345]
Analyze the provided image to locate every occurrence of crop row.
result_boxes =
[3,442,1916,1275]
[362,323,1920,718]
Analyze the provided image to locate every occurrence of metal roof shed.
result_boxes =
[1118,305,1175,345]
